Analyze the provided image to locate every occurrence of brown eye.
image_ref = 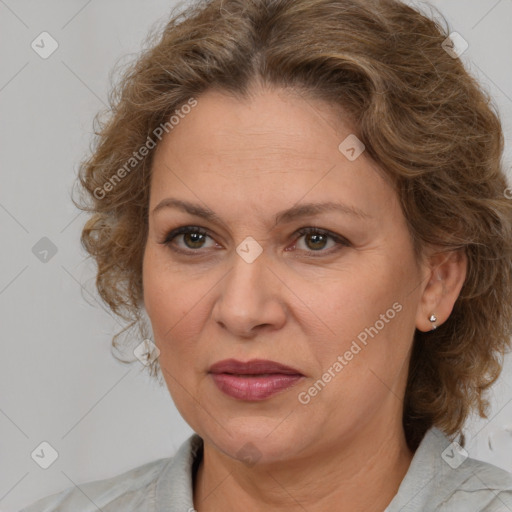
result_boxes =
[182,231,207,249]
[161,226,216,253]
[303,232,329,251]
[160,225,350,257]
[293,227,350,255]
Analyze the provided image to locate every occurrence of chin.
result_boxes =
[196,416,309,466]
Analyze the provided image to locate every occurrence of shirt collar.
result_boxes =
[155,433,203,512]
[154,427,471,512]
[385,426,477,512]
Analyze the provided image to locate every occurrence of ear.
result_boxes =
[415,248,467,332]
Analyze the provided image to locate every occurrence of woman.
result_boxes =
[21,0,512,510]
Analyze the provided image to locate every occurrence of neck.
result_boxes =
[193,420,414,512]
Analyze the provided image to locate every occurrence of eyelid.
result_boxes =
[160,225,217,255]
[294,226,349,243]
[160,225,351,255]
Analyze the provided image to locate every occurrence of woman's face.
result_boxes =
[143,86,428,464]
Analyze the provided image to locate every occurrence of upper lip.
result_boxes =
[209,358,303,375]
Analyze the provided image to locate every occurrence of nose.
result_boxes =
[212,250,287,338]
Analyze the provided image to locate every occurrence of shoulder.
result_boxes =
[19,433,203,512]
[438,455,512,511]
[386,427,512,512]
[19,456,171,512]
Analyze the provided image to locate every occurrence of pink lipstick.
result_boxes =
[209,359,304,401]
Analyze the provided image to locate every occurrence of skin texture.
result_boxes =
[142,85,467,512]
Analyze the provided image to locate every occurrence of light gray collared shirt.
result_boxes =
[20,427,512,511]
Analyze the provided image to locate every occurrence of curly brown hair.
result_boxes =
[73,0,512,451]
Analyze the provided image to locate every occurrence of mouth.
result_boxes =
[208,359,305,401]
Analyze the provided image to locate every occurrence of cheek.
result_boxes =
[143,247,191,329]
[302,257,416,375]
[143,249,182,348]
[295,280,414,422]
[142,254,199,407]
[142,247,211,368]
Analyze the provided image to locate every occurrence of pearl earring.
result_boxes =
[429,314,437,330]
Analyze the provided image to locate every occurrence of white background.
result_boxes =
[1,1,511,510]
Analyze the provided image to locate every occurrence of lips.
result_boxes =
[209,359,304,401]
[209,358,303,375]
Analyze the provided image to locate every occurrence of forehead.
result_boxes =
[156,87,350,161]
[149,87,395,220]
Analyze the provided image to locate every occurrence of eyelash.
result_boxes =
[159,225,351,257]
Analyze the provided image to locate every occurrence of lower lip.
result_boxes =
[210,373,304,401]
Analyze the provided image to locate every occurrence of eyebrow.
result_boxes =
[152,198,372,226]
